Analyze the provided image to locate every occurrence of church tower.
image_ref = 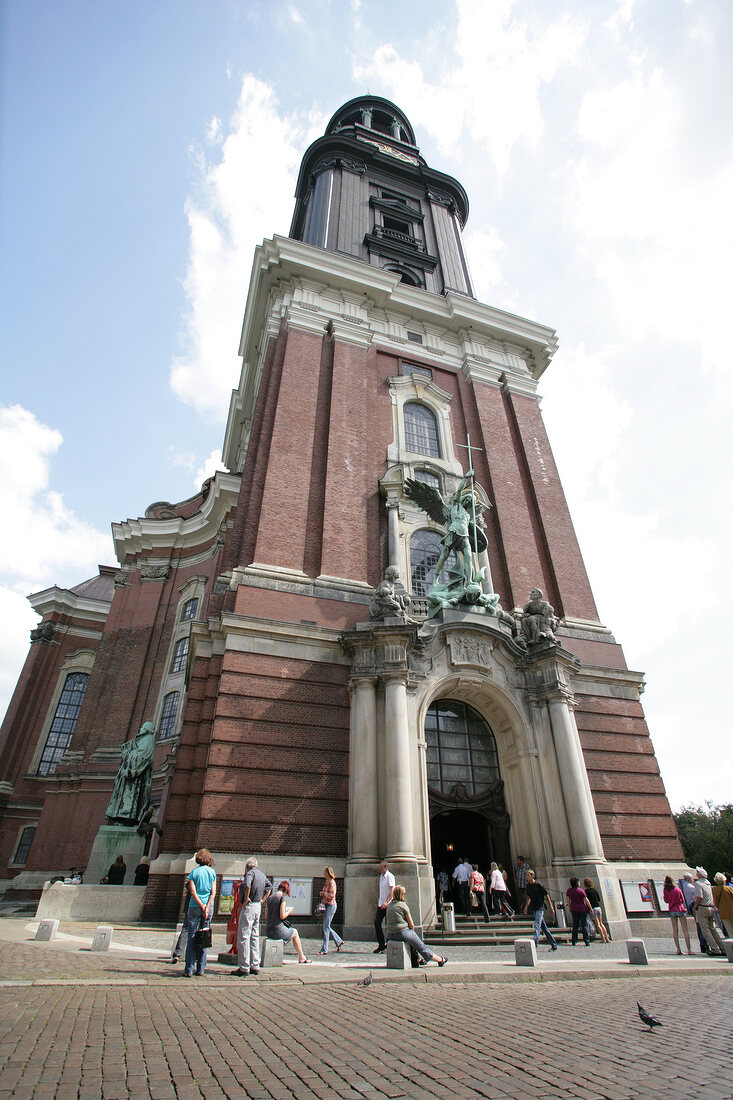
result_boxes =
[0,97,683,936]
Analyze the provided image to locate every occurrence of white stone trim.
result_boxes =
[26,650,97,777]
[28,589,111,625]
[223,236,558,471]
[112,471,240,561]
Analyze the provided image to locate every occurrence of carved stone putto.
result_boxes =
[30,621,55,644]
[369,567,416,624]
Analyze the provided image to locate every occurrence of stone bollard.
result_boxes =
[626,938,648,965]
[91,925,113,952]
[386,941,412,969]
[514,938,538,967]
[259,937,283,968]
[35,918,59,941]
[721,939,733,963]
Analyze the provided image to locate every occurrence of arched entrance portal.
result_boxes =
[430,809,490,873]
[426,698,513,884]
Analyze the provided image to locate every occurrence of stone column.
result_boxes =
[386,499,400,572]
[348,677,378,861]
[547,692,604,862]
[383,674,414,859]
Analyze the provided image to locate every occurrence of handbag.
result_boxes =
[316,902,326,914]
[194,917,212,950]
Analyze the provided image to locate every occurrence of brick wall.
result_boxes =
[575,693,683,861]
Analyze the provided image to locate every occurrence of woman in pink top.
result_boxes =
[470,865,491,923]
[663,874,692,955]
[318,866,345,956]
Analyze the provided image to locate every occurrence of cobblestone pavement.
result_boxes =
[0,974,731,1099]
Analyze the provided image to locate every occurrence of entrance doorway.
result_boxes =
[430,809,491,876]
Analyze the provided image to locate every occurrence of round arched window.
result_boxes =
[425,700,500,795]
[403,402,440,457]
[410,529,455,596]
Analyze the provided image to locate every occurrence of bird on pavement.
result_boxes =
[637,1002,663,1031]
[357,971,373,987]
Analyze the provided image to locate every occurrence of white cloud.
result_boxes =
[570,63,733,395]
[170,75,325,421]
[195,447,228,487]
[0,404,112,723]
[354,0,587,172]
[0,406,111,587]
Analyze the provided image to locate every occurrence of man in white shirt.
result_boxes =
[452,857,471,915]
[694,866,726,957]
[374,859,396,953]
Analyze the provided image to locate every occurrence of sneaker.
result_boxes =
[250,969,259,975]
[230,968,250,977]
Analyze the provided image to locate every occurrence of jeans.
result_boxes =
[237,901,261,971]
[532,908,558,948]
[184,905,209,975]
[474,890,491,923]
[387,928,434,963]
[571,910,590,945]
[321,903,343,953]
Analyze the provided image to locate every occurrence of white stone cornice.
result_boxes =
[111,471,241,562]
[223,236,559,471]
[28,588,111,625]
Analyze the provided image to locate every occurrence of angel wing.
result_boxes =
[404,479,449,525]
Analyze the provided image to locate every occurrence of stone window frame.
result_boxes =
[153,576,207,743]
[27,649,96,778]
[157,691,180,741]
[386,373,463,475]
[9,822,38,868]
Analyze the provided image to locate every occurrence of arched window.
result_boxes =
[414,469,441,491]
[404,402,440,457]
[158,691,180,740]
[410,530,454,596]
[170,638,189,674]
[180,597,198,621]
[12,825,36,866]
[37,672,89,775]
[425,700,500,795]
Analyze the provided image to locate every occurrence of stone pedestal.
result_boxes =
[514,938,538,967]
[386,941,411,969]
[86,824,145,886]
[91,926,113,952]
[35,919,59,941]
[627,938,648,965]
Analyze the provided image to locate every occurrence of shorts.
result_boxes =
[669,910,686,920]
[268,924,295,943]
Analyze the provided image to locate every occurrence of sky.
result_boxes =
[1,0,731,812]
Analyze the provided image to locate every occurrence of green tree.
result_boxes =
[673,803,733,875]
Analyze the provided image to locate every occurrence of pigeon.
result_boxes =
[637,1002,663,1031]
[357,971,373,987]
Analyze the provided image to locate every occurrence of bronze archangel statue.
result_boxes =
[404,470,501,617]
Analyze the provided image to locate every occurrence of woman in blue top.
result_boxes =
[184,848,217,977]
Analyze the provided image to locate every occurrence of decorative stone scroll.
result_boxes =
[140,564,170,581]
